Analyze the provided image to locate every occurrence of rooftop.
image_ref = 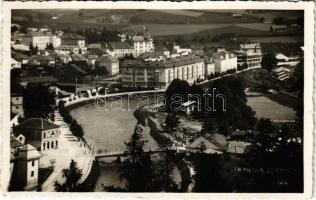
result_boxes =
[96,55,118,63]
[62,33,85,40]
[14,118,60,131]
[19,76,58,84]
[122,54,204,69]
[109,42,133,50]
[18,144,42,160]
[24,32,52,38]
[10,135,24,149]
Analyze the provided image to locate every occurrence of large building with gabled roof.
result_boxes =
[13,118,60,153]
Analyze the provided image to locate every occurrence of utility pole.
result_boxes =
[75,75,77,95]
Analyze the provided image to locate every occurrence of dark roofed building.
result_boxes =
[13,118,60,152]
[19,76,58,86]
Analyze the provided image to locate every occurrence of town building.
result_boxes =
[12,53,29,65]
[12,43,30,52]
[19,76,58,87]
[22,32,52,50]
[10,144,41,191]
[96,56,119,76]
[58,33,87,54]
[235,43,262,69]
[13,118,60,152]
[272,67,291,81]
[28,55,56,66]
[204,56,215,77]
[186,136,223,154]
[121,54,205,89]
[51,35,61,48]
[212,49,237,73]
[86,54,99,69]
[107,42,135,58]
[131,26,154,57]
[275,53,301,67]
[11,93,24,118]
[11,58,22,69]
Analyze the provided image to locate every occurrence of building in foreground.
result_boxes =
[13,118,60,152]
[121,54,205,89]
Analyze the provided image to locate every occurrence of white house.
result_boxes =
[212,49,237,73]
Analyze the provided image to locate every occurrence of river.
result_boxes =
[70,94,164,191]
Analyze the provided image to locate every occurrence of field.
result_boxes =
[121,24,229,36]
[247,96,296,120]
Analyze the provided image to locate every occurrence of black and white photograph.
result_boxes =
[2,1,314,198]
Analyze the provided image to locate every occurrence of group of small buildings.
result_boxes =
[10,118,61,191]
[11,23,266,90]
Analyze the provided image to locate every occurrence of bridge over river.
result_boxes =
[93,146,186,159]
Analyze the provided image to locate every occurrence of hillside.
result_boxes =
[12,9,261,26]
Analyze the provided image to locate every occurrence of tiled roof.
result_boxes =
[132,36,145,42]
[212,51,236,60]
[31,55,55,61]
[71,54,87,62]
[62,33,85,40]
[19,76,58,83]
[87,43,101,49]
[18,144,42,160]
[109,42,133,50]
[96,55,118,63]
[14,118,60,131]
[24,32,52,37]
[121,55,204,69]
[10,135,24,149]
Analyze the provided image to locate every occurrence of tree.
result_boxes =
[261,53,278,73]
[118,122,154,192]
[165,113,179,131]
[23,84,55,119]
[54,159,82,192]
[256,118,275,134]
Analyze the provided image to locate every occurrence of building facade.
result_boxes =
[108,42,135,58]
[59,33,87,54]
[212,49,237,73]
[13,118,60,152]
[22,32,52,50]
[121,55,205,89]
[131,27,154,57]
[11,93,24,118]
[10,144,41,191]
[235,43,262,69]
[96,56,119,76]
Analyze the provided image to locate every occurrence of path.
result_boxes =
[40,110,94,191]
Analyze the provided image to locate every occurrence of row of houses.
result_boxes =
[13,26,154,59]
[120,43,262,89]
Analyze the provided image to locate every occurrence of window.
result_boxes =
[51,141,54,149]
[31,171,34,177]
[43,132,46,138]
[32,160,35,166]
[43,143,45,151]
